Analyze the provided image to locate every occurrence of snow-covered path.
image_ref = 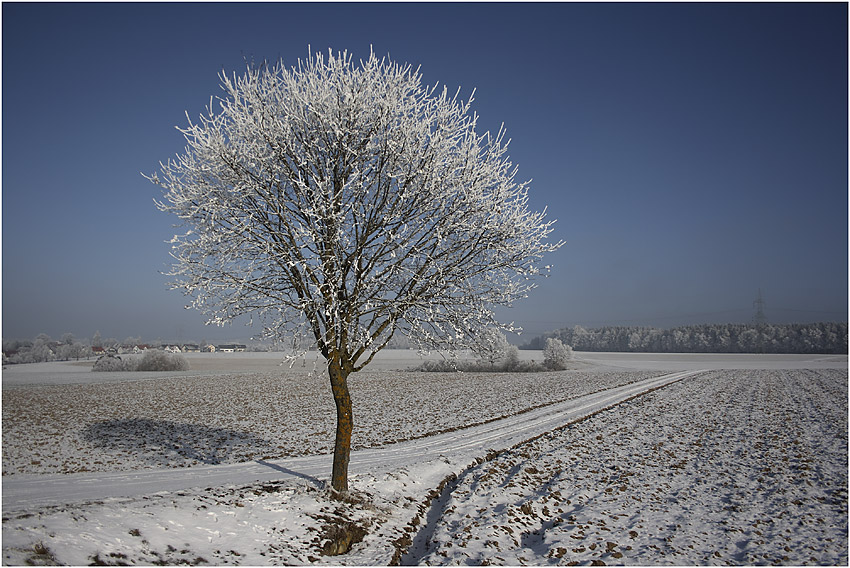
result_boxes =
[2,370,701,512]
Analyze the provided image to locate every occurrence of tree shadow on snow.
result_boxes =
[82,418,280,466]
[255,459,323,488]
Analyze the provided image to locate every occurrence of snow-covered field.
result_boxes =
[2,352,847,565]
[406,369,847,565]
[2,353,645,476]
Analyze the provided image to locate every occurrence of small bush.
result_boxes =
[473,329,513,367]
[92,350,189,372]
[136,350,190,371]
[415,355,545,373]
[415,359,460,372]
[543,338,573,370]
[503,345,520,370]
[92,354,127,372]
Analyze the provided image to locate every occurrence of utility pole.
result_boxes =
[753,289,767,353]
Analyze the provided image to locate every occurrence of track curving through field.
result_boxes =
[2,370,703,512]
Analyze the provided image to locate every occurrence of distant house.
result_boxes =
[203,345,216,353]
[117,344,152,354]
[217,344,247,353]
[181,344,200,352]
[164,345,182,353]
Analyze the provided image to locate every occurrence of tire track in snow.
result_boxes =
[396,369,847,566]
[395,369,705,565]
[2,370,703,513]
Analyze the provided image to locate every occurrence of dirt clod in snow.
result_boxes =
[320,520,368,556]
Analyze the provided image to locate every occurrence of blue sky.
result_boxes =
[3,2,847,343]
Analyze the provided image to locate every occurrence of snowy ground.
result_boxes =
[2,352,847,565]
[405,369,847,566]
[2,353,644,476]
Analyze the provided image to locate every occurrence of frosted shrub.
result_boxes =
[136,350,190,371]
[415,345,543,373]
[92,355,126,372]
[543,338,572,370]
[474,329,513,367]
[504,344,520,370]
[92,351,189,372]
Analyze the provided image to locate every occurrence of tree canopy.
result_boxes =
[150,49,562,491]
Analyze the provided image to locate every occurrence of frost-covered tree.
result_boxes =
[474,328,513,367]
[543,337,572,370]
[150,49,563,492]
[525,322,848,354]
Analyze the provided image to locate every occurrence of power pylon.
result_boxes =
[753,288,767,325]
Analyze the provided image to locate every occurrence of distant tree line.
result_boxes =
[2,333,92,364]
[2,332,289,364]
[520,322,848,354]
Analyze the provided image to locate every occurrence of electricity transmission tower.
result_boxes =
[753,289,767,353]
[753,289,767,325]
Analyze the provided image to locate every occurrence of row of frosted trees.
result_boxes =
[2,334,92,364]
[522,322,848,354]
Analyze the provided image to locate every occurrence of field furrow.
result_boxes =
[2,368,652,475]
[408,369,848,565]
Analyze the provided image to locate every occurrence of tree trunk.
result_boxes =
[328,359,353,493]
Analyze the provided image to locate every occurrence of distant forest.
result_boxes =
[521,322,848,354]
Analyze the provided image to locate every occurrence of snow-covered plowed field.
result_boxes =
[405,369,848,566]
[2,362,847,565]
[2,366,650,476]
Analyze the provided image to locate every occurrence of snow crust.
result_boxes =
[408,369,847,565]
[2,353,847,565]
[2,359,645,476]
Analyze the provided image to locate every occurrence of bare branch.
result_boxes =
[150,49,563,367]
